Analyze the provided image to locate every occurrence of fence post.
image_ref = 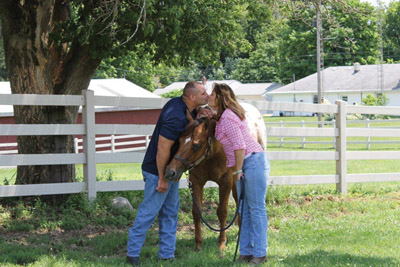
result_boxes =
[332,120,336,149]
[74,138,79,153]
[366,119,370,150]
[335,100,347,194]
[280,121,283,148]
[111,135,115,153]
[82,90,97,201]
[301,120,305,148]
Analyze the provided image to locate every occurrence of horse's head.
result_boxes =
[165,117,215,182]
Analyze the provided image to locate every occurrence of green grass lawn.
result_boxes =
[2,157,400,185]
[1,184,400,266]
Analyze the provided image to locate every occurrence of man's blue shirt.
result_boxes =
[142,97,195,176]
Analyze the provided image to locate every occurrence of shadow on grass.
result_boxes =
[275,250,399,267]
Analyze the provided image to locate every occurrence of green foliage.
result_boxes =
[52,0,247,65]
[94,49,157,91]
[384,1,400,62]
[161,89,183,98]
[230,22,282,82]
[279,0,379,83]
[155,63,181,88]
[362,94,378,106]
[361,93,389,119]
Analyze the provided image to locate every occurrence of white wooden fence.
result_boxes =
[266,119,400,149]
[1,91,400,200]
[2,118,398,155]
[0,134,150,155]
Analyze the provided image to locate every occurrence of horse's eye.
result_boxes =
[192,143,201,151]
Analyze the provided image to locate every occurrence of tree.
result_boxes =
[0,0,245,185]
[161,89,183,98]
[278,0,379,83]
[361,93,388,119]
[384,1,400,62]
[230,21,282,83]
[94,48,158,91]
[0,22,6,80]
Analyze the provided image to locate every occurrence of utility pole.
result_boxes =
[377,0,384,94]
[293,74,296,102]
[316,0,323,127]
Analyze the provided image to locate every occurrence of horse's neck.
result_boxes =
[208,137,226,161]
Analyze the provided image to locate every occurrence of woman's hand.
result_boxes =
[233,169,244,180]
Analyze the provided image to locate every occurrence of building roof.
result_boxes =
[88,79,160,98]
[154,80,279,96]
[267,63,400,95]
[0,78,159,115]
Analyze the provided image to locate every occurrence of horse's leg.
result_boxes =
[191,179,204,252]
[217,175,232,250]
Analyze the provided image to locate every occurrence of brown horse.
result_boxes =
[164,116,238,251]
[164,104,267,251]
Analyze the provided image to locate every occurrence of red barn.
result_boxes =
[0,79,162,154]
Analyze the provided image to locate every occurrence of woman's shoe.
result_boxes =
[237,255,253,263]
[249,256,267,265]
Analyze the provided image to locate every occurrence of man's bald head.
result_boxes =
[183,81,203,98]
[182,81,209,111]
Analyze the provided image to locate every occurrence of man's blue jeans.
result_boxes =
[236,152,270,258]
[127,170,180,259]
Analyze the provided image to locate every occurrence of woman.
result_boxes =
[208,83,270,265]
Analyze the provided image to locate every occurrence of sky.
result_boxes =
[360,0,394,7]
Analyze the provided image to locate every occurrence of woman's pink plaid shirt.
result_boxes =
[215,108,263,168]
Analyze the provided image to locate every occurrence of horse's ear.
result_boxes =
[186,109,194,123]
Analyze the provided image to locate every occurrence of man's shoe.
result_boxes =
[160,257,175,262]
[127,256,140,266]
[249,256,267,265]
[237,255,253,263]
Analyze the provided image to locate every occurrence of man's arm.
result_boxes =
[156,135,175,193]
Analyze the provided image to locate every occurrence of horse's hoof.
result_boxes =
[194,246,202,252]
[218,243,226,250]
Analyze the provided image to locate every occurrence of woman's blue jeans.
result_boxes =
[236,152,270,257]
[127,170,180,259]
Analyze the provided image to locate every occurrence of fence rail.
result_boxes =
[1,92,400,200]
[266,119,400,149]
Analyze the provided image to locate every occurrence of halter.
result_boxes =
[173,119,213,172]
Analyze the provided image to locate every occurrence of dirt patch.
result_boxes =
[2,225,124,246]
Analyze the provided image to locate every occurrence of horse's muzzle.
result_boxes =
[164,167,183,182]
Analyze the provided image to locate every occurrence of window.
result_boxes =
[313,95,318,104]
[342,96,348,102]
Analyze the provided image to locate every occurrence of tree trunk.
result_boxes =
[15,106,78,184]
[1,1,101,185]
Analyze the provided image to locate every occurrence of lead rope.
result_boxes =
[187,175,245,262]
[188,177,242,232]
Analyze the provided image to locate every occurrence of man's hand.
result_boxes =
[156,177,168,193]
[197,107,216,119]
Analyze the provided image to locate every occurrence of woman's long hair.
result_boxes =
[213,83,245,120]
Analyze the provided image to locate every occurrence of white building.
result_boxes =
[154,79,281,101]
[266,63,400,116]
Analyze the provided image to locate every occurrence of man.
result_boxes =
[127,81,209,266]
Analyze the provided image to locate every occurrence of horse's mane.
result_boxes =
[182,117,208,137]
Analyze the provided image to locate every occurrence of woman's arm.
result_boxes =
[233,149,245,180]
